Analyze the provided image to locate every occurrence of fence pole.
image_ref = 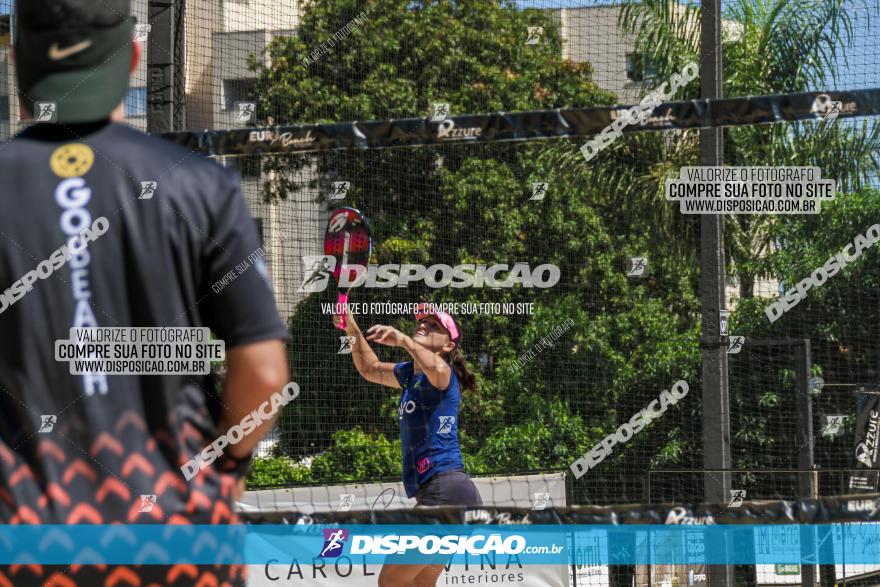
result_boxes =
[700,0,734,583]
[147,0,176,134]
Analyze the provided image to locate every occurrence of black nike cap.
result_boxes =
[15,0,135,124]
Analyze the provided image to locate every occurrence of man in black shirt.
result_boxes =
[0,1,290,585]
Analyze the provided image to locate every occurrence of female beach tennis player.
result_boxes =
[333,302,482,587]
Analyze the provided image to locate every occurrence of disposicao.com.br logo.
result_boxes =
[299,256,560,292]
[349,534,529,556]
[314,529,566,561]
[319,528,349,558]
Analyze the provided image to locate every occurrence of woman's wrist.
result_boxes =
[344,313,359,334]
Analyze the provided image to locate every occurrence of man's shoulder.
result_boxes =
[92,125,242,207]
[0,123,235,191]
[0,123,237,186]
[108,125,233,181]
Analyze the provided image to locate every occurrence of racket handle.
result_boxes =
[334,292,350,330]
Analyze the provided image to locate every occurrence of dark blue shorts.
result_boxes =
[415,470,483,507]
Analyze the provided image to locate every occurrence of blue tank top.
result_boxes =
[393,361,464,498]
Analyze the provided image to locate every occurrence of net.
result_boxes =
[3,0,880,584]
[138,0,880,511]
[165,88,880,508]
[238,494,880,587]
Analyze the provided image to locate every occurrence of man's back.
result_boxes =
[0,121,287,525]
[3,2,290,585]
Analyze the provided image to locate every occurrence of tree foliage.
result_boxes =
[244,0,879,502]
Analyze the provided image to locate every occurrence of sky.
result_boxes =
[1,0,876,91]
[517,0,879,92]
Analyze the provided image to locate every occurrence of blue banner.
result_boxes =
[0,524,877,565]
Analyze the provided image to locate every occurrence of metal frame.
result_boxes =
[147,0,179,133]
[700,0,731,584]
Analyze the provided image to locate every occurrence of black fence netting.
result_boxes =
[174,92,880,508]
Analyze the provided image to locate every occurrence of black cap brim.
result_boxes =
[16,18,134,124]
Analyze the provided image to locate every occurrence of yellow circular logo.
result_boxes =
[50,144,95,178]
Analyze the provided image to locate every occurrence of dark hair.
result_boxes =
[445,345,476,391]
[18,0,130,30]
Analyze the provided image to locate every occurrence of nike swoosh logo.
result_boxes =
[48,40,93,61]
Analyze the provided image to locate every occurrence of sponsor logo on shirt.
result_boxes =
[437,416,455,434]
[53,164,109,395]
[50,144,94,178]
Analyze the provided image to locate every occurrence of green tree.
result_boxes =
[620,0,880,300]
[620,0,880,499]
[245,0,713,503]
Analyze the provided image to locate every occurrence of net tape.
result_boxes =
[164,89,880,156]
[239,491,880,525]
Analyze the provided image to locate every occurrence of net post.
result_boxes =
[700,0,734,582]
[147,0,176,134]
[173,0,186,131]
[795,339,821,586]
[795,339,815,499]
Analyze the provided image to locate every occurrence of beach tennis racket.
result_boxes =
[324,206,372,330]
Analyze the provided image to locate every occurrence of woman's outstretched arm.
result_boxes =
[334,311,400,389]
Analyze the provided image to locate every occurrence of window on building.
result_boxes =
[223,78,258,111]
[125,87,147,118]
[625,53,657,82]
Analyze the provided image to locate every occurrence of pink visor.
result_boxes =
[415,303,461,345]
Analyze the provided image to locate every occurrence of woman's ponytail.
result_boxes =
[447,346,476,391]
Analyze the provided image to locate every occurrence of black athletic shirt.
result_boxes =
[0,121,288,583]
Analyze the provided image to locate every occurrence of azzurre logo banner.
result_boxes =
[0,525,878,565]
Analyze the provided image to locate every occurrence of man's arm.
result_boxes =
[200,171,292,461]
[221,339,289,460]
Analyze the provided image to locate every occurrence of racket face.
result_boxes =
[323,207,372,283]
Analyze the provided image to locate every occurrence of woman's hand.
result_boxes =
[366,325,407,348]
[332,309,359,334]
[331,313,345,330]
